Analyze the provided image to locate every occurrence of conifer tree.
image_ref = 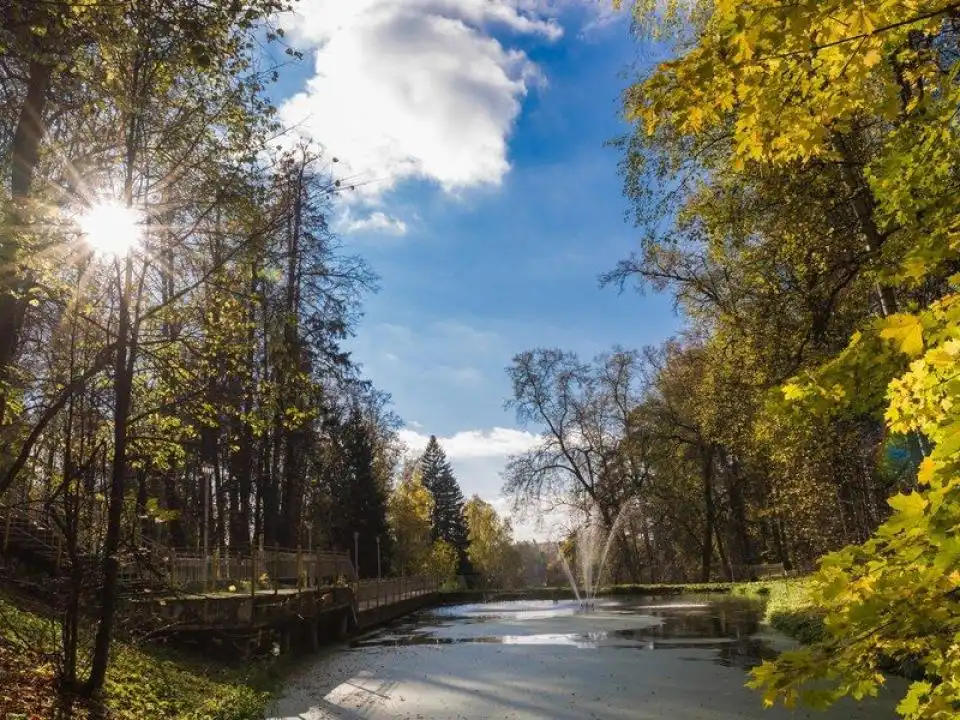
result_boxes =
[418,436,471,575]
[328,406,391,578]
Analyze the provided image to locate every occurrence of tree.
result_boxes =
[421,539,458,587]
[503,348,648,580]
[388,463,434,576]
[614,0,960,716]
[463,496,515,588]
[0,0,400,700]
[324,405,391,579]
[418,436,471,575]
[512,541,548,587]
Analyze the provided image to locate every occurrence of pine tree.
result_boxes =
[418,436,471,575]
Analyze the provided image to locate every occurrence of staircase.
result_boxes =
[1,504,65,572]
[1,504,154,596]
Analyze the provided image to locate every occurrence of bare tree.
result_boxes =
[502,347,649,552]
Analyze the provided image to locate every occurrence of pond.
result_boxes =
[267,595,903,719]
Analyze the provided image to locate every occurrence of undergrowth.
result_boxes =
[0,591,274,720]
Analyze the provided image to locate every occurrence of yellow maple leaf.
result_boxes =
[879,314,925,357]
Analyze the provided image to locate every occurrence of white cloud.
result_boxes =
[398,426,539,459]
[496,495,576,541]
[279,0,562,199]
[338,210,408,235]
[397,425,553,540]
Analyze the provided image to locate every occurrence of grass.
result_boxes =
[731,577,826,644]
[602,582,736,595]
[0,590,281,720]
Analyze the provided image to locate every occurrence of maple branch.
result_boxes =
[757,2,960,61]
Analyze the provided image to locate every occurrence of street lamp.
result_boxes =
[353,530,359,579]
[376,535,381,581]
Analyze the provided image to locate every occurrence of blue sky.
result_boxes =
[276,1,679,538]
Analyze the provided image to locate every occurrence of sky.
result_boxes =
[274,0,680,539]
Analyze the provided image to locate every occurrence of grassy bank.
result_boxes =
[601,577,825,645]
[602,582,736,595]
[730,577,825,644]
[0,591,280,719]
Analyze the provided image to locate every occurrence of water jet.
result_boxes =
[556,499,635,611]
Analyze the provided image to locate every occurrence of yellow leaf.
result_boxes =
[879,314,924,357]
[862,47,882,67]
[887,491,927,518]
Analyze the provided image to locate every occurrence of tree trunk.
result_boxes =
[85,257,134,694]
[715,524,733,581]
[60,342,82,691]
[264,424,281,547]
[699,444,715,583]
[0,60,54,426]
[722,452,753,569]
[163,471,187,548]
[10,61,53,199]
[641,518,657,583]
[230,420,253,550]
[773,515,792,571]
[833,131,927,469]
[229,263,259,551]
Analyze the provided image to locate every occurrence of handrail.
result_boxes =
[3,502,366,594]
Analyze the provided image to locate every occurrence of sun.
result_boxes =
[78,201,143,257]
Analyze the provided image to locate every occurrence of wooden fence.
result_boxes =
[141,546,357,592]
[352,576,439,609]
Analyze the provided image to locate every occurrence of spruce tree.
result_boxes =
[418,436,472,576]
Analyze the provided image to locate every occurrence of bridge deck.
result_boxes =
[130,578,438,637]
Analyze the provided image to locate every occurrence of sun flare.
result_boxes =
[78,201,143,257]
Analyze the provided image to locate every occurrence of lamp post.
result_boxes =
[201,463,213,593]
[376,535,381,580]
[353,530,359,580]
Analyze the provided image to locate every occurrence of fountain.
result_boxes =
[556,499,634,611]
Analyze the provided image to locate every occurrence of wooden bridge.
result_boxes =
[134,576,439,655]
[1,503,440,656]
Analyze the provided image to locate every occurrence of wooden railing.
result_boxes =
[1,502,63,564]
[352,576,439,609]
[2,503,369,596]
[152,546,356,592]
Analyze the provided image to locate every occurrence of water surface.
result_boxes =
[268,595,903,719]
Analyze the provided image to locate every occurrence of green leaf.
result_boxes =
[897,681,932,719]
[887,491,927,517]
[934,422,960,460]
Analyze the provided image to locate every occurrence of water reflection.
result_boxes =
[350,595,776,667]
